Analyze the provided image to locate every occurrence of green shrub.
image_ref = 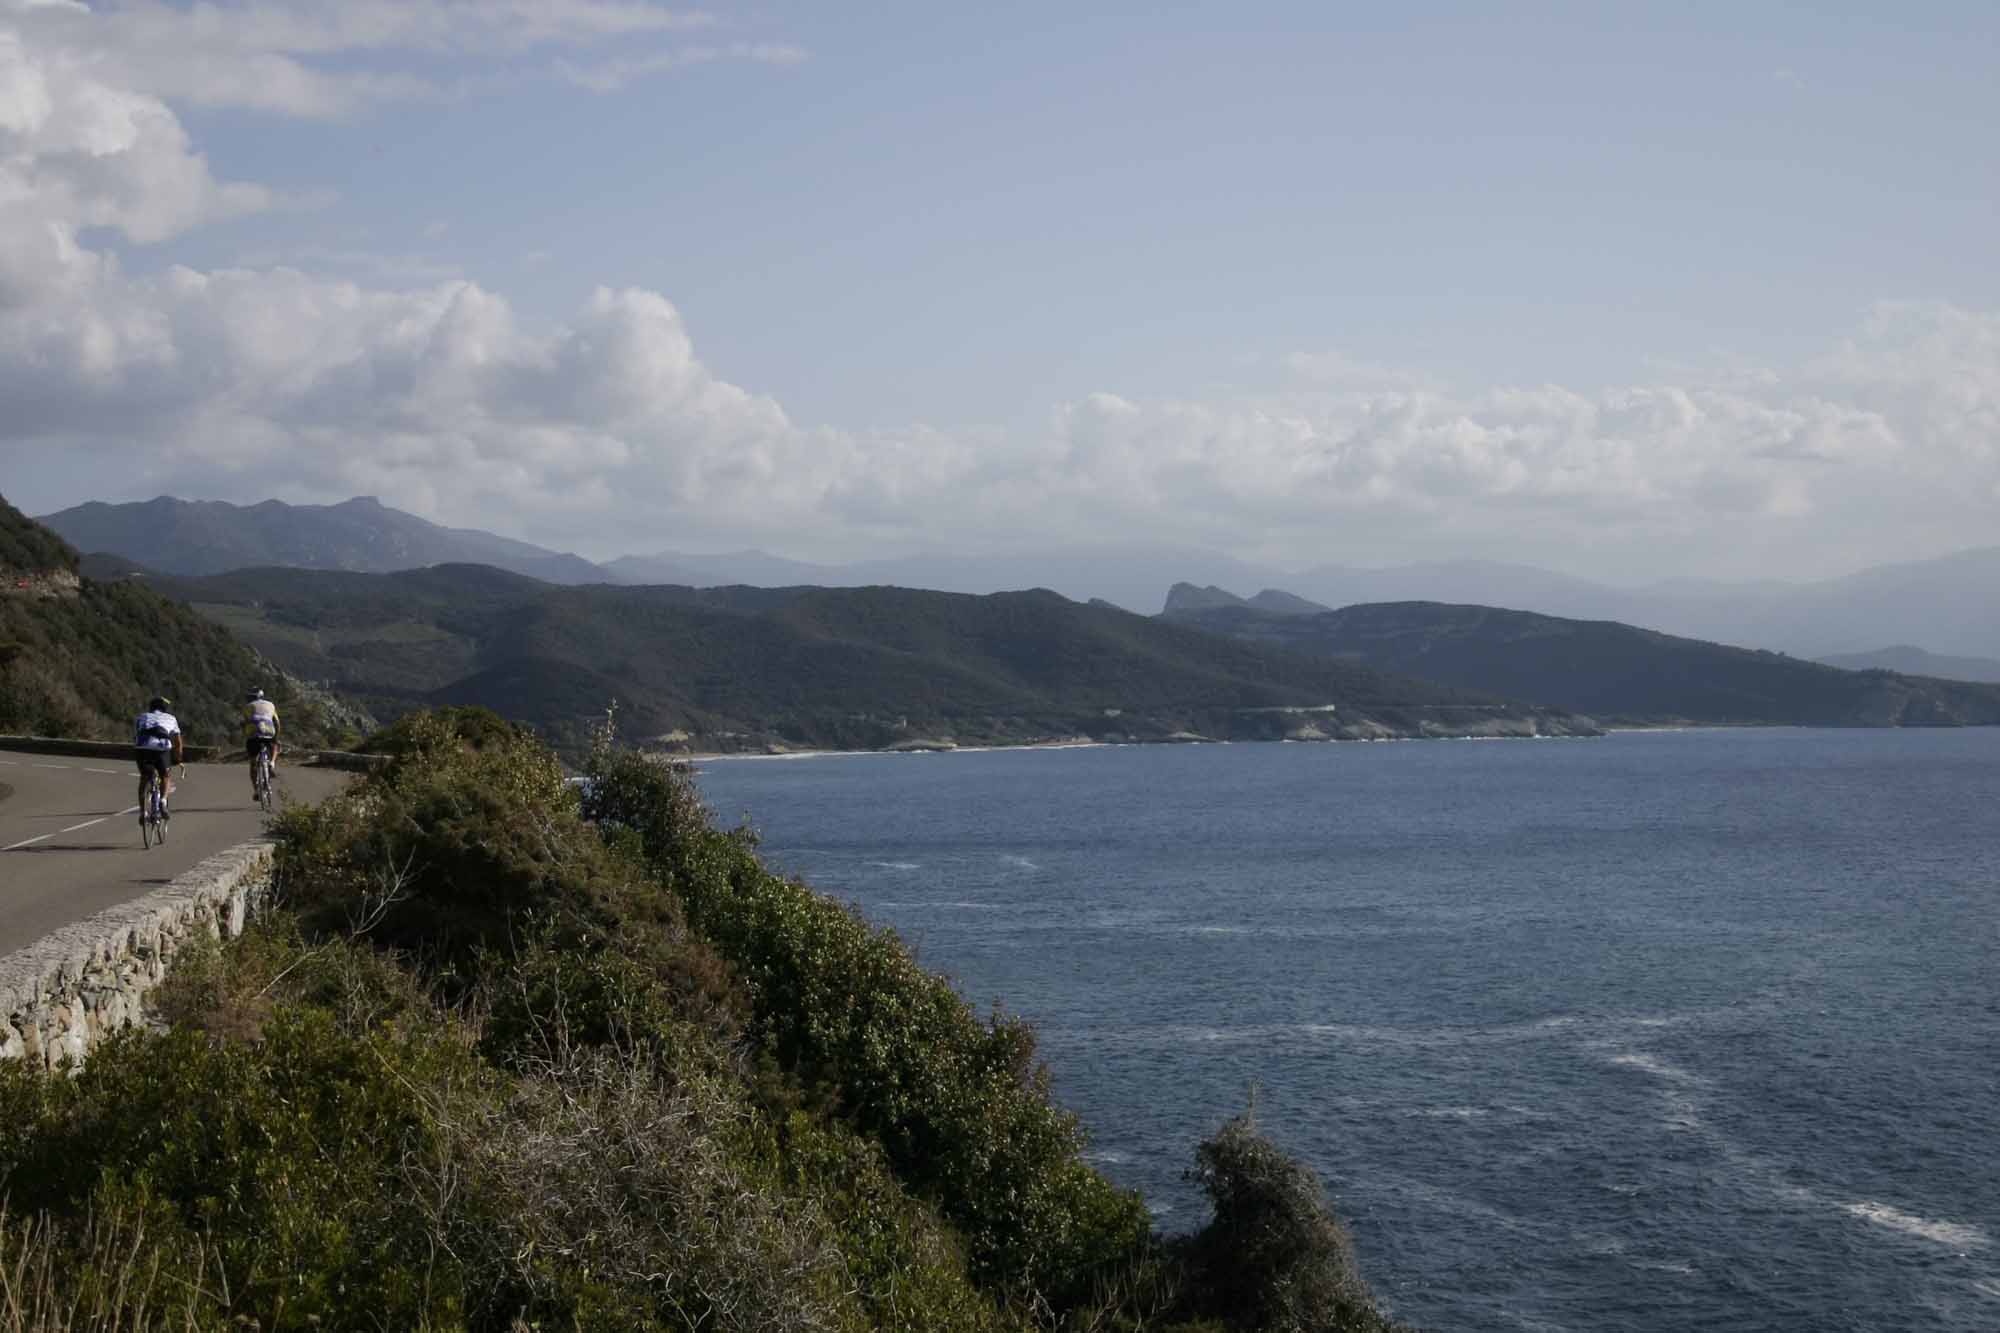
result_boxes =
[584,745,1152,1309]
[358,704,525,756]
[1182,1115,1402,1332]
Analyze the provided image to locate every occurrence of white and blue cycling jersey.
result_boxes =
[134,710,181,750]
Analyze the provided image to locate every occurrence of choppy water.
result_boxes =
[695,729,2000,1331]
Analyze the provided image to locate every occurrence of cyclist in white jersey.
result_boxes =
[132,696,184,813]
[243,688,281,798]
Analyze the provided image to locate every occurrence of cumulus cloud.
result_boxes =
[2,1,1996,579]
[0,21,272,298]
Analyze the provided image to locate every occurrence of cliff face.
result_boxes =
[1,570,81,601]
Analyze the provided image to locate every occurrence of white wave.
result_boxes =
[1601,1050,1709,1085]
[1147,1202,1176,1217]
[1839,1200,1991,1250]
[1180,924,1251,936]
[866,860,921,870]
[1001,855,1040,871]
[1084,1150,1131,1165]
[1631,1259,1695,1277]
[1972,1278,2000,1301]
[1412,1105,1491,1120]
[875,900,998,911]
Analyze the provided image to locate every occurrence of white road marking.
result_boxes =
[84,766,123,775]
[58,807,139,835]
[3,806,143,851]
[31,763,69,770]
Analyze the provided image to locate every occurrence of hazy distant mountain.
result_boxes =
[1163,583,1331,617]
[1162,548,2000,660]
[1165,599,2000,729]
[38,496,609,584]
[1288,560,1629,621]
[604,549,835,586]
[1814,645,2000,685]
[1247,588,1335,616]
[607,544,1292,611]
[49,494,1996,657]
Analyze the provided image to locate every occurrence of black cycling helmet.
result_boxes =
[148,696,171,712]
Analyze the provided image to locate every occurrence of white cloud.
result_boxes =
[2,2,1996,580]
[6,0,788,118]
[555,40,807,93]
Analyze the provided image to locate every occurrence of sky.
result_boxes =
[3,0,1997,583]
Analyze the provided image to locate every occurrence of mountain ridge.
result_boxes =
[38,496,610,585]
[1162,597,2000,729]
[38,494,2000,657]
[1813,644,2000,685]
[147,564,1598,753]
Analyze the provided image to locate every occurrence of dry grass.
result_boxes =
[0,1204,222,1332]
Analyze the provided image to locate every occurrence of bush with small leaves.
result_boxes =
[1183,1115,1404,1332]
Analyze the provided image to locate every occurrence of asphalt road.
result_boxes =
[0,754,350,957]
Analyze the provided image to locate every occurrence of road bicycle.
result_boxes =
[252,746,275,813]
[139,766,171,848]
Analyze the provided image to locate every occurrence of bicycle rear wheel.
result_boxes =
[140,775,157,848]
[257,753,274,812]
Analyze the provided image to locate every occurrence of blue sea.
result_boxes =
[695,729,2000,1331]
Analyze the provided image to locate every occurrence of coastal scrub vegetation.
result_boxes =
[0,708,1408,1331]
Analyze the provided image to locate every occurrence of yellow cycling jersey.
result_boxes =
[244,699,280,739]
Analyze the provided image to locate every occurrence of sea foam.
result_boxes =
[1838,1200,1991,1250]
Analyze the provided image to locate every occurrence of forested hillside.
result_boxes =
[0,495,353,747]
[150,564,1597,752]
[1167,599,2000,727]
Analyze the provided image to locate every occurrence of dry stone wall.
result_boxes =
[0,841,273,1069]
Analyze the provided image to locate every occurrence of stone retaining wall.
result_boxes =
[0,841,274,1069]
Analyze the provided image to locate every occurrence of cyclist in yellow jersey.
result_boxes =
[243,687,281,797]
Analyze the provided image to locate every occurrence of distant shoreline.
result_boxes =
[681,730,1607,763]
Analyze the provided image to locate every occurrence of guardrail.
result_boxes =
[0,735,388,771]
[0,735,223,762]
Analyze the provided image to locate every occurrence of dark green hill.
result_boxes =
[1167,600,2000,727]
[1,496,78,575]
[0,495,351,747]
[149,565,1597,752]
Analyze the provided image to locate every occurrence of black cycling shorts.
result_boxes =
[134,748,171,781]
[247,735,277,760]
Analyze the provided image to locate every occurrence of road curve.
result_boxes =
[0,755,350,957]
